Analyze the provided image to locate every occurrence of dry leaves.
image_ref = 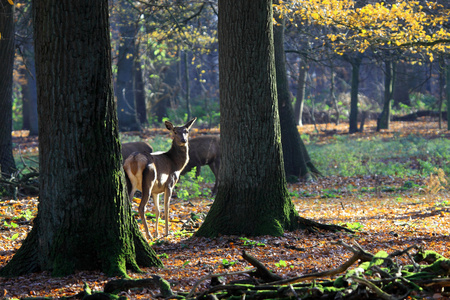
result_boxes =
[1,120,449,299]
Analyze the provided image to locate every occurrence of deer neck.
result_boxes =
[167,142,189,170]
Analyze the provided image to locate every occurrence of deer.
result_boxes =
[122,142,153,199]
[122,142,153,163]
[181,135,220,196]
[123,118,196,240]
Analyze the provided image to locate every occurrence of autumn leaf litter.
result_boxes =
[1,120,449,299]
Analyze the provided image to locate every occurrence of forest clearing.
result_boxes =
[1,120,449,299]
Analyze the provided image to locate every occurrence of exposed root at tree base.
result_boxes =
[294,216,354,233]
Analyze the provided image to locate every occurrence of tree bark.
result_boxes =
[377,59,394,131]
[393,62,411,108]
[20,41,39,136]
[134,40,147,126]
[294,58,307,126]
[273,14,319,181]
[447,62,450,131]
[349,55,362,134]
[0,0,16,179]
[0,0,161,277]
[116,0,140,131]
[195,0,298,237]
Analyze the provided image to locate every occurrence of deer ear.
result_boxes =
[185,117,197,130]
[165,121,174,131]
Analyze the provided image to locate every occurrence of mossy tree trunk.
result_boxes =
[195,0,299,237]
[0,0,16,180]
[0,0,162,278]
[274,15,320,182]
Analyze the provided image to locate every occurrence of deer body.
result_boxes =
[181,135,220,195]
[123,118,196,239]
[122,142,153,163]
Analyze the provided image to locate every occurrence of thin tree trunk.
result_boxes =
[274,15,319,181]
[0,0,16,179]
[20,43,39,136]
[184,51,191,121]
[438,56,444,129]
[134,41,147,126]
[116,0,140,131]
[377,59,394,131]
[447,62,450,131]
[295,58,307,126]
[330,62,340,125]
[349,56,362,134]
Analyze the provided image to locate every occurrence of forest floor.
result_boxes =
[1,120,449,299]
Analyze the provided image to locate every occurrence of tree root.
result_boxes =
[294,215,355,233]
[16,242,450,299]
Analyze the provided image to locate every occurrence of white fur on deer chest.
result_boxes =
[153,170,181,193]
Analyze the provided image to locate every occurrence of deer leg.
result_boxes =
[152,193,160,238]
[195,166,201,178]
[210,160,220,196]
[139,166,156,240]
[139,186,152,240]
[163,188,172,236]
[125,175,135,202]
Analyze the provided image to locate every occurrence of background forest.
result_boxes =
[1,0,450,299]
[9,0,450,134]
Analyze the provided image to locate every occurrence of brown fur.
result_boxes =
[123,118,196,239]
[181,135,220,195]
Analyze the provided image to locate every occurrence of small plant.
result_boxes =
[239,237,266,247]
[3,221,18,229]
[423,168,448,194]
[6,233,19,241]
[275,260,288,268]
[177,168,204,201]
[182,260,191,268]
[158,253,169,259]
[340,222,364,232]
[222,258,237,268]
[18,209,34,221]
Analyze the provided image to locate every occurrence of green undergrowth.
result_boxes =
[307,134,450,178]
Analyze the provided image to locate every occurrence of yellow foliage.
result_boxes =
[274,0,450,56]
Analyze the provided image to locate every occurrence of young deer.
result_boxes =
[181,135,220,196]
[123,118,196,239]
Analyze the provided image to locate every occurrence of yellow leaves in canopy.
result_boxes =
[275,0,450,56]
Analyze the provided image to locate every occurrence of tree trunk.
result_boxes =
[135,41,147,126]
[116,0,140,131]
[330,62,340,125]
[294,58,307,126]
[377,59,394,131]
[447,62,450,131]
[20,41,39,136]
[0,0,162,277]
[273,15,319,181]
[184,51,192,121]
[0,0,16,179]
[393,62,411,107]
[349,56,362,134]
[195,0,298,237]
